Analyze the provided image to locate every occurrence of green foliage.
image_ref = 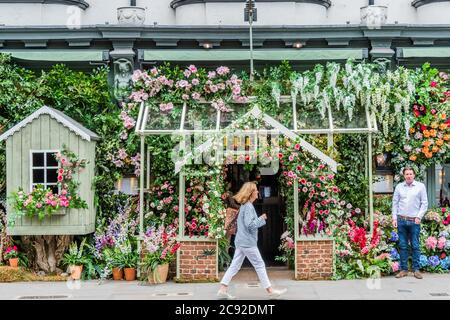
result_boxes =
[62,238,89,267]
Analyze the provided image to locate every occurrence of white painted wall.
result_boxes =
[0,0,449,27]
[417,2,450,24]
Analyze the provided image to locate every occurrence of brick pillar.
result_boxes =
[296,238,334,280]
[176,240,218,282]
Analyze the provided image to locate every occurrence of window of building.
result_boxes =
[30,150,60,194]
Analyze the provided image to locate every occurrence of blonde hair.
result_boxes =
[233,182,257,204]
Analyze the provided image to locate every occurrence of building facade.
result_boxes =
[1,0,450,202]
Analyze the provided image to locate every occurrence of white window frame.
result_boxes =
[29,149,61,193]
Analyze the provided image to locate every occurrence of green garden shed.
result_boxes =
[0,106,99,235]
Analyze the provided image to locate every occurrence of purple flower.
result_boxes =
[429,255,440,267]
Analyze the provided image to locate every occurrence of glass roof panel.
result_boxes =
[332,105,367,129]
[219,103,250,130]
[145,102,183,131]
[184,103,218,131]
[296,103,330,129]
[262,99,294,129]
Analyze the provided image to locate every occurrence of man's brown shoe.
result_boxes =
[414,271,423,279]
[395,271,408,278]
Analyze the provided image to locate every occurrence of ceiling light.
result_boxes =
[293,42,303,49]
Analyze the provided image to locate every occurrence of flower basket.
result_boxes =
[147,264,169,284]
[124,268,136,281]
[112,267,123,280]
[69,265,83,280]
[9,258,19,268]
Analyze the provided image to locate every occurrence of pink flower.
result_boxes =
[288,155,294,162]
[332,186,339,193]
[51,201,57,207]
[294,144,301,150]
[191,92,201,100]
[57,175,63,182]
[442,208,447,213]
[391,261,399,272]
[184,70,191,78]
[437,237,446,250]
[439,72,448,80]
[192,78,200,86]
[431,81,438,88]
[425,236,438,250]
[216,66,230,75]
[232,86,241,95]
[361,247,369,254]
[36,203,42,209]
[207,71,216,79]
[188,65,198,73]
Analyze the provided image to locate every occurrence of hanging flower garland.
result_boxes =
[183,165,227,240]
[9,146,88,224]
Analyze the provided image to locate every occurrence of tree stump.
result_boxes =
[22,235,73,274]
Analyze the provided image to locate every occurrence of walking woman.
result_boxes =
[217,182,287,299]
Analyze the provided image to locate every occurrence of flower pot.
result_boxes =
[69,265,83,280]
[124,268,136,281]
[112,267,123,280]
[147,264,169,284]
[9,258,19,268]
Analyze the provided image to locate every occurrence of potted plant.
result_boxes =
[123,251,138,281]
[142,225,181,284]
[4,246,19,268]
[103,247,126,280]
[62,238,88,280]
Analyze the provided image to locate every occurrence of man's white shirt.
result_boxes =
[392,180,428,221]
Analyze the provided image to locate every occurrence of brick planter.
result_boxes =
[176,240,218,282]
[295,237,334,280]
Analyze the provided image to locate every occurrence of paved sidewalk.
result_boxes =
[1,268,450,300]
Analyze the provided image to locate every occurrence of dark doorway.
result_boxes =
[225,164,285,266]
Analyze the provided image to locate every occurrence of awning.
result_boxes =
[140,48,368,62]
[0,50,109,62]
[397,47,450,58]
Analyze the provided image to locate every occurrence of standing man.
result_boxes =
[392,167,428,279]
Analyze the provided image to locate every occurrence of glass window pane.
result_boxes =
[48,185,59,194]
[219,104,249,130]
[184,104,218,131]
[296,103,329,129]
[47,169,58,183]
[262,100,293,129]
[146,102,183,131]
[332,105,367,129]
[32,153,44,167]
[46,153,58,167]
[32,169,45,183]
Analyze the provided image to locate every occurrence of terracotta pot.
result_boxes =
[124,268,136,281]
[112,267,123,280]
[9,258,19,268]
[147,264,169,284]
[69,265,83,280]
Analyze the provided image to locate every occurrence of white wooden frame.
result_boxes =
[29,149,60,193]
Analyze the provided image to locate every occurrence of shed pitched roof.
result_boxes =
[0,106,100,142]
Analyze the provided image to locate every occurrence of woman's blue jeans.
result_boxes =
[398,218,421,272]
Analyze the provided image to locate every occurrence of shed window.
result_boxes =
[31,150,60,194]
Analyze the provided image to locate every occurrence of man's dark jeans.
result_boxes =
[398,218,421,272]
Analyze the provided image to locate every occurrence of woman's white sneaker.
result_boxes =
[268,288,287,299]
[217,290,236,300]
